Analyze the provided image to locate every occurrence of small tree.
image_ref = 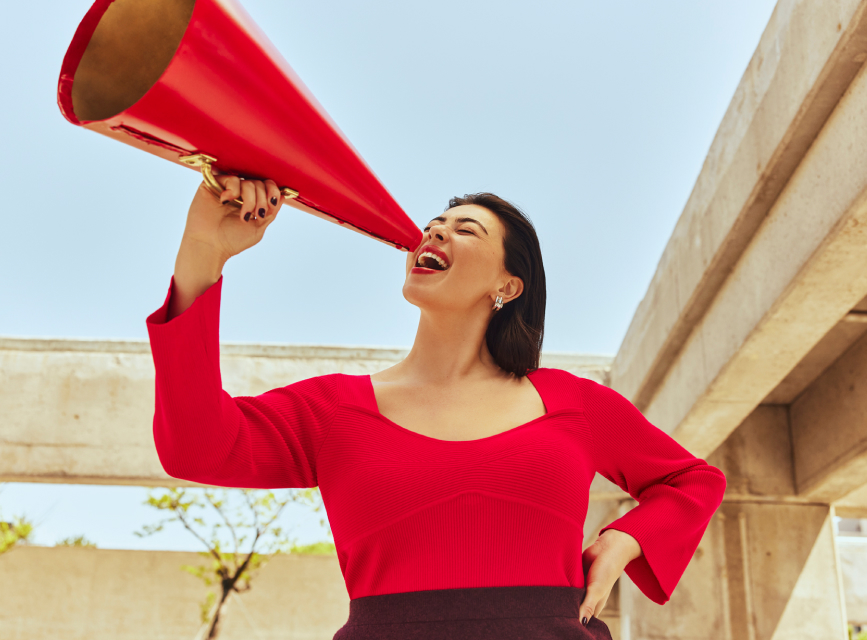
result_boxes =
[0,484,33,555]
[56,535,97,548]
[0,516,33,555]
[136,486,329,640]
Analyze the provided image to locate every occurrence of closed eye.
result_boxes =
[421,225,476,235]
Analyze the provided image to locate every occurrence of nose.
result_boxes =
[428,222,448,242]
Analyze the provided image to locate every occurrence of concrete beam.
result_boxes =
[0,337,610,487]
[791,330,867,502]
[707,381,867,512]
[612,0,867,413]
[707,406,800,503]
[763,307,867,404]
[647,42,867,457]
[835,483,867,518]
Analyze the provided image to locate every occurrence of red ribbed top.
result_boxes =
[146,276,726,605]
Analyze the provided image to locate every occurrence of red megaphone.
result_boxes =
[58,0,422,252]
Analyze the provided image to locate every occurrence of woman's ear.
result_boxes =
[498,275,524,305]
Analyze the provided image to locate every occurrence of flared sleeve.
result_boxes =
[582,378,726,605]
[146,276,339,489]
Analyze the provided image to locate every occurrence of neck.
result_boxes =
[399,304,502,384]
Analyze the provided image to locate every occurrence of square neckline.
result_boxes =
[363,369,550,444]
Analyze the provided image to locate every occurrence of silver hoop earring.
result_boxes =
[493,295,504,311]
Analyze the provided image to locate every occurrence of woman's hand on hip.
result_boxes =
[579,528,642,625]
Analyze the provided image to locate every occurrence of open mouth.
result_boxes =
[414,247,450,271]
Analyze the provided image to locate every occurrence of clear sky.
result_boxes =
[0,0,777,550]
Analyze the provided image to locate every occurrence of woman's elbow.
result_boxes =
[156,447,207,483]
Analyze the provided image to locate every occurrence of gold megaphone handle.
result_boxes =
[179,153,299,208]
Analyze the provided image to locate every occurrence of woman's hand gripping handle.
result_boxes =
[169,176,285,321]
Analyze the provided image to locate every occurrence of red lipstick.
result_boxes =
[411,244,451,275]
[416,245,450,267]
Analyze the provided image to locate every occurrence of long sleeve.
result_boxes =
[145,275,339,489]
[582,378,726,605]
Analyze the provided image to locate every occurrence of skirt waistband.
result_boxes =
[346,585,589,624]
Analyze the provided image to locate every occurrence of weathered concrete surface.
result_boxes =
[702,318,867,509]
[0,339,404,486]
[836,483,867,518]
[708,387,867,509]
[0,544,623,640]
[707,405,802,503]
[603,2,867,630]
[611,0,867,413]
[0,337,610,487]
[647,45,867,457]
[791,330,867,502]
[763,310,867,404]
[620,507,730,640]
[622,503,848,640]
[838,536,867,624]
[723,503,848,640]
[0,547,349,640]
[651,404,851,639]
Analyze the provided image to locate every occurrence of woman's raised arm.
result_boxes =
[146,177,339,489]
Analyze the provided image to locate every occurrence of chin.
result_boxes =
[402,280,441,309]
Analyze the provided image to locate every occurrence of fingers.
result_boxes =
[217,175,241,205]
[578,584,608,627]
[254,181,268,220]
[240,180,257,221]
[264,179,282,216]
[214,175,286,226]
[243,179,284,227]
[257,179,282,231]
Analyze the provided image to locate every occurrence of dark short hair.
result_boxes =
[446,193,546,377]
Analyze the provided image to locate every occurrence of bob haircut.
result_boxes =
[446,193,546,377]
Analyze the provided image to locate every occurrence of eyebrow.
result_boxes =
[427,215,489,236]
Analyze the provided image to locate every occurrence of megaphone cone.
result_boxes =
[58,0,422,252]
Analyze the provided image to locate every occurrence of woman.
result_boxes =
[146,175,726,639]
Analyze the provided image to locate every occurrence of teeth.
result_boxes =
[417,251,448,269]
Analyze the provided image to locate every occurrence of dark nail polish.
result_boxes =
[244,212,251,221]
[582,617,588,626]
[270,196,278,206]
[258,207,265,217]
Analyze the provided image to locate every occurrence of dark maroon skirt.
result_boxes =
[332,585,613,640]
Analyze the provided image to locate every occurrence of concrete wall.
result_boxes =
[0,547,350,640]
[0,337,610,487]
[0,545,629,640]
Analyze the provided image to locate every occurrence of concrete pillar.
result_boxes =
[615,403,850,640]
[617,502,847,640]
[717,502,847,640]
[620,505,729,640]
[707,405,850,639]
